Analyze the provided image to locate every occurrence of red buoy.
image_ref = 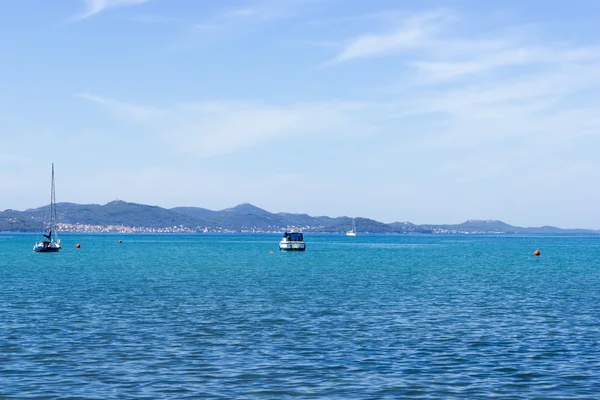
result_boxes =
[76,243,81,248]
[119,240,123,244]
[533,249,540,256]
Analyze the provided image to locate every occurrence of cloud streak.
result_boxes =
[77,95,375,159]
[333,11,452,63]
[75,0,151,20]
[76,93,164,123]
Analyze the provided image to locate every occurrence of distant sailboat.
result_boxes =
[346,218,357,236]
[33,164,61,252]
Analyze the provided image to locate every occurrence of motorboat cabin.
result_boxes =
[279,231,306,251]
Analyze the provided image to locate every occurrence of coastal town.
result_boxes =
[53,222,508,235]
[55,223,315,234]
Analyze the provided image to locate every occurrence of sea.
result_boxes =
[1,233,600,399]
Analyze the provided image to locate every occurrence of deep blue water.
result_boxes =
[1,233,600,398]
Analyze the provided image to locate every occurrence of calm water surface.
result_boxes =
[1,233,600,398]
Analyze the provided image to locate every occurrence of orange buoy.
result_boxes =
[533,249,540,256]
[76,243,81,248]
[119,240,123,244]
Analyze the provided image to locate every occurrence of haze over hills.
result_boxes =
[0,200,597,234]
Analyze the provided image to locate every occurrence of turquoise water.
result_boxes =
[1,233,600,398]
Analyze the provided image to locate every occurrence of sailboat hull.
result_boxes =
[33,243,61,252]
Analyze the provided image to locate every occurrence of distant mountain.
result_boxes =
[388,221,417,232]
[414,219,597,234]
[418,219,519,234]
[170,206,217,219]
[221,203,271,216]
[53,200,201,228]
[458,219,516,231]
[1,201,598,234]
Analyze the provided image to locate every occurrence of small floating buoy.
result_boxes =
[119,240,123,244]
[533,249,540,256]
[269,250,274,254]
[76,243,81,248]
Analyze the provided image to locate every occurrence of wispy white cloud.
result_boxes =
[167,101,372,158]
[74,0,151,20]
[379,63,600,199]
[410,48,535,83]
[333,11,452,63]
[75,93,164,123]
[411,63,600,115]
[173,0,338,49]
[333,8,600,84]
[170,3,292,50]
[411,45,600,85]
[191,1,305,32]
[77,95,375,158]
[386,61,600,162]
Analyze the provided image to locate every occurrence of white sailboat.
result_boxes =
[346,218,357,236]
[33,164,61,252]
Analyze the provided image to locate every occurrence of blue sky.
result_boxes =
[1,0,600,228]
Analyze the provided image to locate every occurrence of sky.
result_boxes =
[1,0,600,228]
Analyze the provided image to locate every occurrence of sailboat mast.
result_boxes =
[51,163,56,232]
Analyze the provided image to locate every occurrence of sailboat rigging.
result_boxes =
[33,163,61,252]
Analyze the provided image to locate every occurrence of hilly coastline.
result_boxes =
[0,200,597,235]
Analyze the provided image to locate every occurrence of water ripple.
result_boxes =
[1,234,600,398]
